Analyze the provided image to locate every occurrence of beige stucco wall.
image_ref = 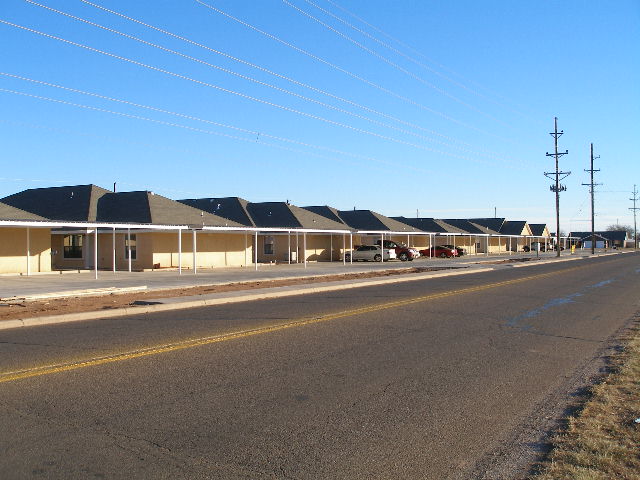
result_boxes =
[51,231,253,271]
[150,231,251,269]
[254,233,353,263]
[0,227,52,274]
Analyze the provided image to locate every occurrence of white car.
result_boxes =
[345,245,397,262]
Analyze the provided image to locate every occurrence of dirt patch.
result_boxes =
[0,266,458,321]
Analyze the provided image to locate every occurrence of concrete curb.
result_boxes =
[1,267,493,330]
[0,251,628,331]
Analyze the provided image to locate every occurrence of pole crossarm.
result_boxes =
[545,117,570,257]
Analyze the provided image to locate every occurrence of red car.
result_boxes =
[419,246,458,258]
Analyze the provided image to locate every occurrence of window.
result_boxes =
[125,234,137,260]
[264,236,274,255]
[63,234,83,258]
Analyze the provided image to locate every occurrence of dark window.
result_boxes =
[264,236,274,255]
[63,234,83,259]
[125,234,137,260]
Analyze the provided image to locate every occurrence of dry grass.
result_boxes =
[533,322,640,479]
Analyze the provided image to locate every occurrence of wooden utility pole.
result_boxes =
[631,185,639,250]
[545,117,570,257]
[582,143,600,254]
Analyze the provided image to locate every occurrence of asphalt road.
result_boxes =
[1,253,638,479]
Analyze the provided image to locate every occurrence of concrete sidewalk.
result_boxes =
[0,252,608,299]
[0,252,573,300]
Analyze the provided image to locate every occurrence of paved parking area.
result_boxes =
[0,252,589,299]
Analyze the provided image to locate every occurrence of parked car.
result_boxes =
[419,246,458,258]
[375,240,420,261]
[441,244,465,256]
[345,245,397,262]
[526,242,547,252]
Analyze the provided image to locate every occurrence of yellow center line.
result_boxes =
[0,264,583,384]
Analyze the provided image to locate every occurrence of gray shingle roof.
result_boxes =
[0,202,47,221]
[441,219,493,234]
[570,231,628,242]
[303,206,345,225]
[98,191,243,227]
[0,184,112,221]
[390,217,451,233]
[337,210,421,232]
[178,197,254,227]
[500,221,529,236]
[470,217,505,233]
[248,202,348,230]
[529,224,548,236]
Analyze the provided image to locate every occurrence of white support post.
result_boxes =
[303,232,307,268]
[330,235,333,262]
[112,227,116,273]
[349,233,353,264]
[94,228,98,279]
[380,233,384,262]
[254,231,258,271]
[178,228,182,275]
[342,234,346,265]
[288,231,291,264]
[26,227,31,276]
[127,228,132,273]
[295,231,299,263]
[192,229,197,275]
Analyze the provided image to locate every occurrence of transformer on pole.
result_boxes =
[544,117,570,257]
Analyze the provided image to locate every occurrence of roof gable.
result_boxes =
[529,224,549,236]
[500,221,530,236]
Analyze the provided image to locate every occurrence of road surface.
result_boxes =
[1,253,638,479]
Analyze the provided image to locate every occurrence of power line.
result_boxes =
[28,0,470,151]
[322,0,544,127]
[0,20,494,163]
[194,0,513,143]
[0,87,418,172]
[283,0,513,129]
[77,0,498,155]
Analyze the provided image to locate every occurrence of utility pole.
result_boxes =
[582,143,601,255]
[545,117,570,257]
[631,185,639,250]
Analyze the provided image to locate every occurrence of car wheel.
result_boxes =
[399,253,408,261]
[374,254,382,262]
[439,252,447,258]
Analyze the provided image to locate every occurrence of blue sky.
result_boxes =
[1,0,638,232]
